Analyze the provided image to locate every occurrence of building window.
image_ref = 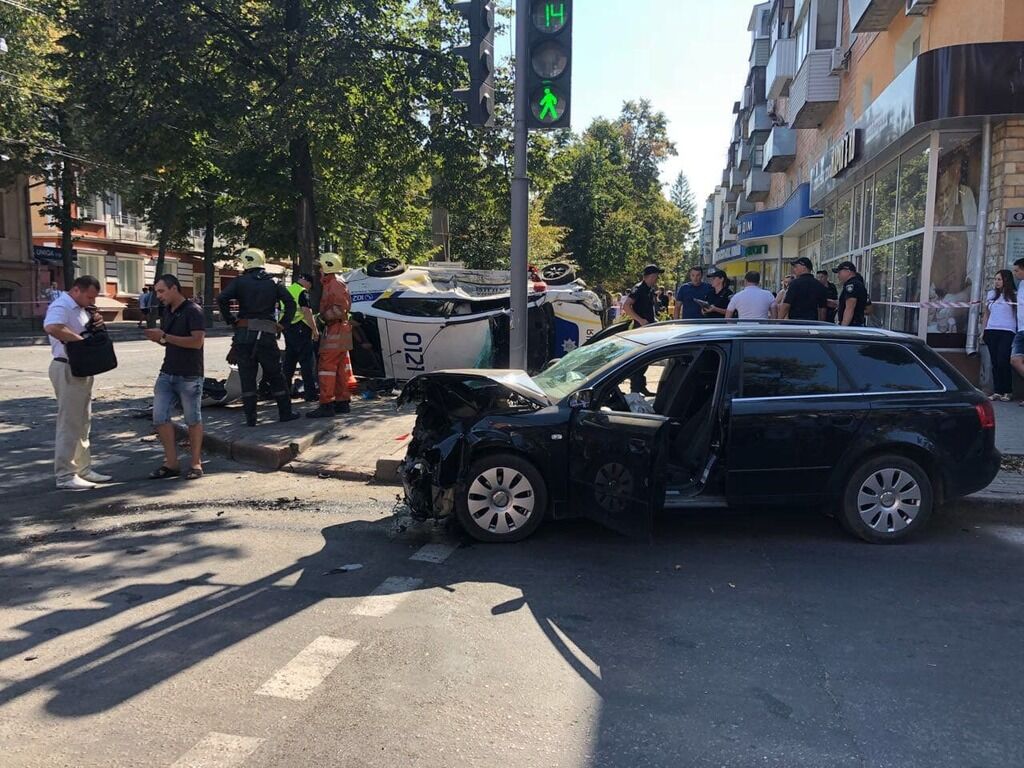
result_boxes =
[117,257,144,295]
[897,139,929,236]
[76,253,105,282]
[861,78,874,114]
[160,259,179,279]
[871,160,899,245]
[895,19,924,75]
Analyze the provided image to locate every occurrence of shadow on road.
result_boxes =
[2,504,1023,767]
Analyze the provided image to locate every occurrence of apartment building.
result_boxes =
[0,179,238,324]
[711,0,1024,378]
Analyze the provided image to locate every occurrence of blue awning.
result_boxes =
[737,183,821,244]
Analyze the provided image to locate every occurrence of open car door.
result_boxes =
[568,409,670,538]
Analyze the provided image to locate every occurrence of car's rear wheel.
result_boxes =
[840,454,933,544]
[456,453,547,542]
[366,257,406,278]
[541,262,576,286]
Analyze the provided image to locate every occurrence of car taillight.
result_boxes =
[975,401,996,429]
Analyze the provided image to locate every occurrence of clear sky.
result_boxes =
[502,0,758,208]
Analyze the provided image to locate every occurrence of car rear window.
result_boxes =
[829,343,940,392]
[741,341,841,398]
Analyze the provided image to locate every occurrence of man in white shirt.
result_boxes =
[42,275,112,490]
[726,271,775,320]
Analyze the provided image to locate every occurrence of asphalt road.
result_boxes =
[2,341,1023,767]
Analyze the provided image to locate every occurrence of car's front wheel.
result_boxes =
[455,453,547,542]
[840,454,934,544]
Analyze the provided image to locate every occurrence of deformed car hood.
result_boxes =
[398,370,552,409]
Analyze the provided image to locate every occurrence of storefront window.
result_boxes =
[928,230,973,348]
[798,224,822,269]
[890,234,923,335]
[822,202,836,263]
[851,184,863,252]
[835,192,852,257]
[935,133,982,228]
[871,160,899,244]
[897,140,929,235]
[867,243,893,331]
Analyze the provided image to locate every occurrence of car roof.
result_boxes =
[621,320,923,347]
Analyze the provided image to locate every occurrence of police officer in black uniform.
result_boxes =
[832,261,869,327]
[622,264,663,395]
[217,248,301,427]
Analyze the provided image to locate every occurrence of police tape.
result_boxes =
[869,299,1018,309]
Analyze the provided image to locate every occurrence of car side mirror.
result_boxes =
[569,389,594,410]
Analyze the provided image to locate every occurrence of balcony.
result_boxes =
[734,140,749,172]
[729,167,745,194]
[750,36,770,69]
[788,50,841,129]
[850,0,903,33]
[747,104,771,139]
[762,126,796,172]
[745,168,771,203]
[736,193,755,215]
[767,37,797,99]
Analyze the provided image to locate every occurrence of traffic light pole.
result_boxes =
[509,0,530,371]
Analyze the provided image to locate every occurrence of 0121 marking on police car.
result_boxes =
[403,331,425,373]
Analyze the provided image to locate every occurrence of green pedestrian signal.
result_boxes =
[526,0,572,130]
[538,87,559,121]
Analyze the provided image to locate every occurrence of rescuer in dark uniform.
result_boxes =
[217,248,301,426]
[832,261,869,327]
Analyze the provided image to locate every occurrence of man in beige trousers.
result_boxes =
[43,275,112,491]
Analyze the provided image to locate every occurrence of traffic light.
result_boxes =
[526,0,572,130]
[454,0,495,128]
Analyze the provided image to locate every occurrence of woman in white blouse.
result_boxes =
[982,269,1018,401]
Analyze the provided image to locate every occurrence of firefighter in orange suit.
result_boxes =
[307,253,353,418]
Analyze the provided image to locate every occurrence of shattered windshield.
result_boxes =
[533,337,642,400]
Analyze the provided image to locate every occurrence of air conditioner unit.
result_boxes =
[830,46,851,74]
[906,0,936,16]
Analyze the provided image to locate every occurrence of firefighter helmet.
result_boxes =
[319,253,344,275]
[238,247,267,269]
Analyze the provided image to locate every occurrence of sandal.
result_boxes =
[148,466,180,480]
[185,467,204,480]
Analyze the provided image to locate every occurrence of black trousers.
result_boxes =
[234,330,289,400]
[283,322,318,398]
[984,329,1015,395]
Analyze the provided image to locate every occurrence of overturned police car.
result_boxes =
[344,260,605,381]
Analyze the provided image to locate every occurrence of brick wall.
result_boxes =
[984,119,1024,278]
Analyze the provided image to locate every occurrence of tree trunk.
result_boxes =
[291,133,318,275]
[59,160,76,290]
[149,195,178,328]
[203,202,216,325]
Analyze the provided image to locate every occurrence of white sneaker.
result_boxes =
[57,476,98,491]
[80,470,112,483]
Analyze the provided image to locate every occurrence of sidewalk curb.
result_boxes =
[173,421,332,471]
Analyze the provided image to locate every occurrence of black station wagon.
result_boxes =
[398,321,1001,544]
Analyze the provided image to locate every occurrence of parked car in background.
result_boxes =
[345,259,605,382]
[398,321,1001,544]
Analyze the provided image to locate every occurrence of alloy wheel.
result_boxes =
[857,467,922,533]
[466,466,536,536]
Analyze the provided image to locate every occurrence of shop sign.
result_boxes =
[826,131,859,179]
[744,244,768,256]
[32,245,77,264]
[1006,209,1024,227]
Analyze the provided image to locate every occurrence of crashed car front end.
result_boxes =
[397,372,549,522]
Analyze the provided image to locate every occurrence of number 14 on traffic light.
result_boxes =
[545,3,565,28]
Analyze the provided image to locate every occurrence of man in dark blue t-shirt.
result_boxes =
[674,266,715,320]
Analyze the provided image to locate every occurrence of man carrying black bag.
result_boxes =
[43,275,113,490]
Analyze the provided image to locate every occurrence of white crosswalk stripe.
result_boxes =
[409,542,457,564]
[255,636,359,701]
[170,732,263,768]
[350,576,423,617]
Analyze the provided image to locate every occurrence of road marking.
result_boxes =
[410,542,457,564]
[255,636,359,701]
[170,732,263,768]
[350,576,423,617]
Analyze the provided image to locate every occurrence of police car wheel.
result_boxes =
[456,453,547,543]
[366,257,406,278]
[541,262,576,285]
[840,455,933,544]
